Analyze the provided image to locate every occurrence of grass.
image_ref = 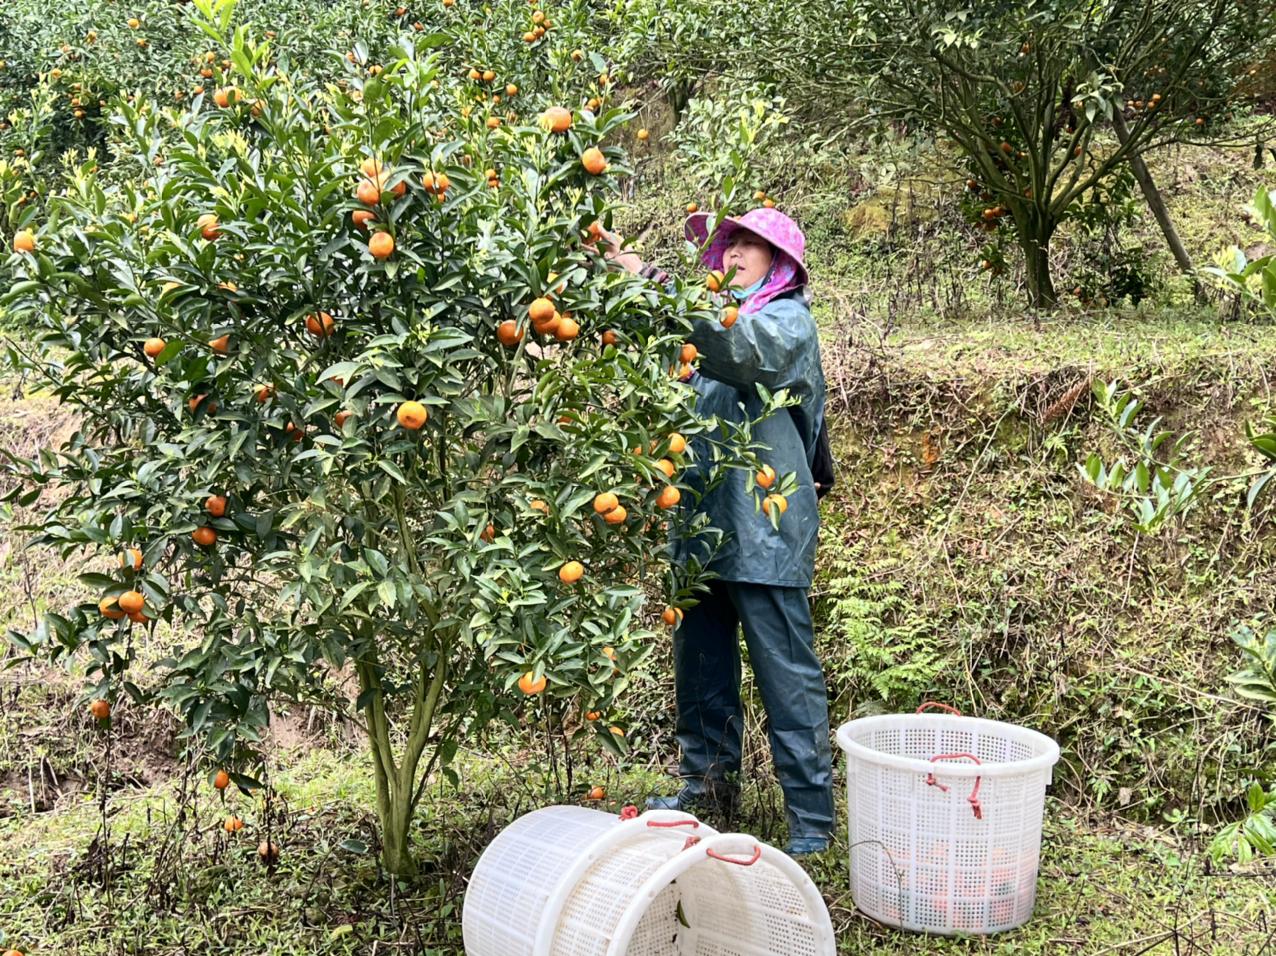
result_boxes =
[2,745,1272,955]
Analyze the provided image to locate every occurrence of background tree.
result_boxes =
[1,0,791,875]
[718,0,1276,307]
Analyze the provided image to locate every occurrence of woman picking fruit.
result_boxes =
[598,207,833,857]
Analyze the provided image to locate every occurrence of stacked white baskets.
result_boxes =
[836,703,1060,935]
[463,805,836,955]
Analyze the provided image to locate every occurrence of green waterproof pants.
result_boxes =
[672,578,835,841]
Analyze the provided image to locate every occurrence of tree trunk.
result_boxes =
[1020,217,1057,309]
[366,697,420,877]
[1111,111,1204,303]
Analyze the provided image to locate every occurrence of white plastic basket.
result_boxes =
[463,805,836,956]
[836,703,1060,936]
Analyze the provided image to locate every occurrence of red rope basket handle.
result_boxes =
[647,819,699,829]
[706,845,762,866]
[915,701,964,717]
[925,752,984,820]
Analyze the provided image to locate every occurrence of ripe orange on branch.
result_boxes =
[559,560,584,584]
[397,401,428,430]
[119,590,145,614]
[368,232,395,259]
[143,337,166,357]
[581,148,608,175]
[540,106,572,132]
[518,672,547,695]
[205,494,228,517]
[306,311,335,337]
[213,769,230,790]
[89,698,111,720]
[192,526,218,547]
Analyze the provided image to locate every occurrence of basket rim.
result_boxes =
[835,714,1060,778]
[602,833,836,956]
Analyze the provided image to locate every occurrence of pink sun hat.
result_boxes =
[684,206,810,295]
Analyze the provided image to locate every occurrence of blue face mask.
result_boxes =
[730,268,773,301]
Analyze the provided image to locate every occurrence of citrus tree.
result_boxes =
[1,0,783,875]
[706,0,1276,307]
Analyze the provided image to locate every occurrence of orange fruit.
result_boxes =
[679,343,698,364]
[118,590,144,614]
[369,232,394,259]
[119,548,143,571]
[721,305,738,328]
[518,671,547,695]
[587,786,605,800]
[352,209,376,230]
[581,147,608,175]
[763,198,775,208]
[214,769,230,790]
[637,128,649,141]
[306,311,335,337]
[655,486,681,509]
[213,87,236,108]
[655,458,675,479]
[497,320,523,347]
[601,329,618,346]
[100,596,125,620]
[603,505,627,525]
[360,156,384,179]
[356,179,381,205]
[224,815,244,833]
[128,609,146,623]
[572,49,584,61]
[334,410,352,427]
[486,116,501,129]
[763,493,788,515]
[481,523,496,542]
[662,606,683,626]
[128,17,140,28]
[523,30,536,42]
[559,560,585,584]
[197,214,221,240]
[585,710,601,721]
[210,334,230,354]
[397,401,428,430]
[205,494,228,517]
[554,317,580,341]
[193,527,218,547]
[89,698,111,720]
[143,337,166,357]
[528,297,556,323]
[686,202,699,213]
[255,384,274,403]
[593,492,619,514]
[705,271,725,292]
[539,106,572,133]
[482,69,496,82]
[12,230,35,253]
[285,422,305,443]
[530,499,549,513]
[756,464,776,489]
[668,433,687,454]
[506,83,518,96]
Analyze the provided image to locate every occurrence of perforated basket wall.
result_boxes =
[463,806,836,956]
[551,842,831,956]
[837,714,1059,936]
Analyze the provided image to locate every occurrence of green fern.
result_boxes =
[819,556,947,710]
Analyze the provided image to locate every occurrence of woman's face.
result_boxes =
[722,231,774,289]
